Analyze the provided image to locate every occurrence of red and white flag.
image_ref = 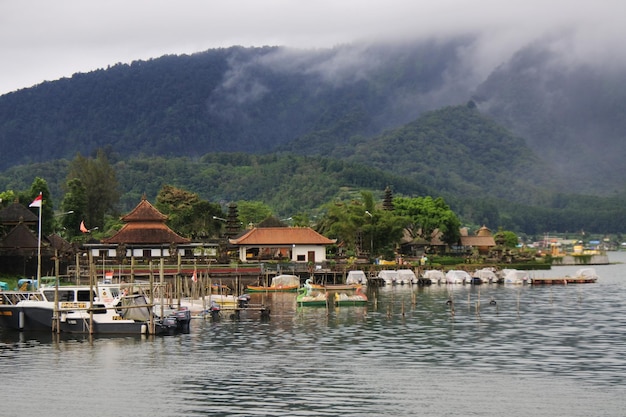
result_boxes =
[192,271,198,282]
[80,220,89,233]
[29,193,42,208]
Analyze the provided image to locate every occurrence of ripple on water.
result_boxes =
[4,258,626,416]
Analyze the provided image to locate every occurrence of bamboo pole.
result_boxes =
[160,258,165,320]
[89,254,94,335]
[75,252,80,285]
[53,271,59,334]
[149,260,155,335]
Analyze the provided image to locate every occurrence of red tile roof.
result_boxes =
[102,197,189,244]
[229,227,336,245]
[121,198,168,222]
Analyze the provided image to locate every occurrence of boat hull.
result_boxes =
[246,285,299,293]
[0,306,25,330]
[335,300,367,307]
[296,299,328,307]
[0,300,190,335]
[309,284,362,291]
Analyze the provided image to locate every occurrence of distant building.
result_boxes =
[399,225,496,257]
[459,225,496,255]
[229,227,336,263]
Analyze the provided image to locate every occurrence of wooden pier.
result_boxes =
[530,276,598,285]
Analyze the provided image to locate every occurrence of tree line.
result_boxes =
[2,150,626,245]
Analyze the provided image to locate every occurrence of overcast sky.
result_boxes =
[1,0,624,96]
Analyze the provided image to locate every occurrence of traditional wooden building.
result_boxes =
[84,197,216,262]
[0,200,38,228]
[0,201,52,276]
[0,222,40,256]
[229,227,336,264]
[399,225,497,257]
[459,225,496,255]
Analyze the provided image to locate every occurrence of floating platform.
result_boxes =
[530,276,598,285]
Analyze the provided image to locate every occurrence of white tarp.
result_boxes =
[423,270,445,283]
[575,268,598,279]
[502,269,529,284]
[378,270,399,285]
[271,274,300,287]
[346,270,367,285]
[397,269,416,284]
[474,268,498,283]
[446,270,471,284]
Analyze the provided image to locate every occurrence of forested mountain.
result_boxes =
[0,39,474,170]
[2,147,625,235]
[474,44,626,194]
[2,37,626,233]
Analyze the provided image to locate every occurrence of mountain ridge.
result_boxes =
[1,37,626,230]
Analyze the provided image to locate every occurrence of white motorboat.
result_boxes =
[378,270,399,286]
[346,270,368,285]
[501,269,530,285]
[473,267,499,284]
[445,270,471,284]
[397,269,417,285]
[0,285,190,335]
[422,270,445,285]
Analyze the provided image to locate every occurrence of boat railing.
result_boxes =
[0,291,43,305]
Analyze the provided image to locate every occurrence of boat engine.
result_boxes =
[238,294,251,308]
[209,301,221,320]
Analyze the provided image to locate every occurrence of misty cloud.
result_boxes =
[3,0,626,95]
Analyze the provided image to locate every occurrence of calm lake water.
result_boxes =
[2,254,626,417]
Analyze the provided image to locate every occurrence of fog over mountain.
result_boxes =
[3,0,625,96]
[1,26,626,197]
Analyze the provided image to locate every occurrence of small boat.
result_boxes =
[346,270,367,286]
[397,269,417,285]
[378,270,399,286]
[472,267,499,284]
[246,274,300,292]
[154,292,242,316]
[309,283,362,291]
[501,269,530,285]
[334,288,368,307]
[572,268,599,282]
[445,270,471,284]
[296,279,328,307]
[422,270,445,285]
[0,285,190,335]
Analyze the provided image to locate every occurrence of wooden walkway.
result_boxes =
[530,276,598,285]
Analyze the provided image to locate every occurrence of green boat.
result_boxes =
[334,288,368,306]
[296,285,328,307]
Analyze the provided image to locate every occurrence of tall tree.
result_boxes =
[156,185,223,239]
[236,201,272,228]
[317,199,370,256]
[67,150,120,230]
[60,178,88,240]
[393,196,461,247]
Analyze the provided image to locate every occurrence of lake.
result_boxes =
[2,253,626,416]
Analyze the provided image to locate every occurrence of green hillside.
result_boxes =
[2,39,626,235]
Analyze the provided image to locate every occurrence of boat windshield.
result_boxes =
[42,289,96,302]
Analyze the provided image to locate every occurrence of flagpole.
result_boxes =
[36,193,42,289]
